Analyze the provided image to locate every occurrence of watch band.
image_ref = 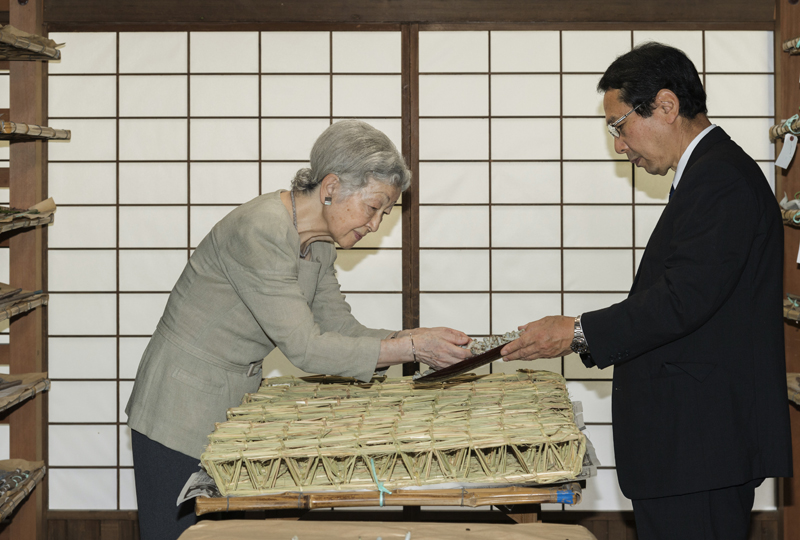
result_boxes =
[570,314,590,355]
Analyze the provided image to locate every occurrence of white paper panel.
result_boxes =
[420,250,489,291]
[119,75,187,117]
[632,31,704,72]
[119,32,187,74]
[332,75,401,117]
[564,468,631,511]
[191,75,259,116]
[49,425,117,466]
[563,162,632,204]
[343,293,402,332]
[262,163,308,194]
[49,207,117,248]
[490,293,562,331]
[261,32,330,73]
[119,250,187,292]
[261,75,330,117]
[492,250,561,291]
[563,206,632,248]
[635,205,665,248]
[567,380,612,423]
[562,74,605,117]
[754,478,777,511]
[334,250,402,292]
[119,119,188,161]
[119,427,134,467]
[633,167,673,203]
[419,293,489,335]
[564,353,614,380]
[706,75,773,117]
[0,425,8,461]
[190,206,235,248]
[419,162,489,205]
[48,294,117,336]
[490,31,560,73]
[584,424,615,467]
[49,338,117,379]
[705,31,773,73]
[49,119,116,161]
[119,207,187,248]
[491,206,561,248]
[0,73,8,109]
[419,31,488,73]
[49,469,118,510]
[710,118,774,161]
[491,118,561,160]
[120,338,151,379]
[563,118,617,160]
[49,75,116,118]
[332,32,401,73]
[49,250,117,291]
[49,32,117,74]
[119,468,138,510]
[190,119,259,160]
[49,163,117,205]
[562,31,631,73]
[419,75,488,117]
[262,119,331,160]
[491,75,560,117]
[119,381,134,421]
[419,119,489,160]
[191,162,260,204]
[419,206,489,248]
[491,162,561,204]
[190,32,259,73]
[563,250,633,291]
[49,381,117,422]
[119,162,187,204]
[119,294,169,336]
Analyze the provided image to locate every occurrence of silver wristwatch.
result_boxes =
[570,314,590,355]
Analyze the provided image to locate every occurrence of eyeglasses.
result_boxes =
[607,102,644,138]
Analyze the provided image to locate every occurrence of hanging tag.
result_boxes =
[796,239,800,264]
[776,133,798,170]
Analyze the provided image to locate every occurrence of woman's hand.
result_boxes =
[409,327,472,370]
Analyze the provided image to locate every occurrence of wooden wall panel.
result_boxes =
[42,0,773,25]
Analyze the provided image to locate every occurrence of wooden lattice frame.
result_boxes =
[201,370,586,497]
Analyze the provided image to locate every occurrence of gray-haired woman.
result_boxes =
[126,120,471,540]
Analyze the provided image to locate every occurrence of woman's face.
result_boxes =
[326,179,401,249]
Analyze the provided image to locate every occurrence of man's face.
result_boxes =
[603,89,673,176]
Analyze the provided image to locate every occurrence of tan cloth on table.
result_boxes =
[126,191,392,459]
[179,520,598,540]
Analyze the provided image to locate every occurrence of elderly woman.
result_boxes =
[126,120,471,539]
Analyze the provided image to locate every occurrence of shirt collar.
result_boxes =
[672,124,717,190]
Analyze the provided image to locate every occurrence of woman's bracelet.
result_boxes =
[410,335,417,363]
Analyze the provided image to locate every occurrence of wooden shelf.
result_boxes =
[0,289,47,323]
[0,197,56,235]
[0,120,69,142]
[0,24,59,61]
[0,372,48,415]
[0,459,45,522]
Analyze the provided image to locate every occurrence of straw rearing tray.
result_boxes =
[201,370,586,497]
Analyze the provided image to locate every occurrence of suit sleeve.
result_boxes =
[213,214,381,382]
[310,246,394,340]
[581,162,758,369]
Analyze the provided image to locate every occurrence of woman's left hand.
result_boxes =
[408,327,472,370]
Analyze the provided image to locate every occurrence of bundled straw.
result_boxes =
[201,370,586,497]
[783,37,800,55]
[0,121,70,142]
[0,25,60,61]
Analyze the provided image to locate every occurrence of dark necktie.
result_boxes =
[669,185,675,200]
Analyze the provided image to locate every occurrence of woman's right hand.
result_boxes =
[408,327,472,371]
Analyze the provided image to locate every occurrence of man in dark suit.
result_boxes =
[500,43,792,540]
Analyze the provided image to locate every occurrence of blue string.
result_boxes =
[788,294,799,308]
[794,212,800,225]
[784,113,800,136]
[369,458,392,507]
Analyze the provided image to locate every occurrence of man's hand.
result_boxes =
[500,315,575,361]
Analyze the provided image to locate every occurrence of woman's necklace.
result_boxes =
[290,190,311,259]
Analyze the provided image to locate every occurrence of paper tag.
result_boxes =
[777,133,798,169]
[796,239,800,264]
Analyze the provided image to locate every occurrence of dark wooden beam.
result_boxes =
[43,0,774,26]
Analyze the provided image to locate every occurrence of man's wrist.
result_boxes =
[570,314,591,355]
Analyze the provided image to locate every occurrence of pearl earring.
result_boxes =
[324,197,332,206]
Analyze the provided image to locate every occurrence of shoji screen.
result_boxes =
[44,30,403,510]
[416,29,776,512]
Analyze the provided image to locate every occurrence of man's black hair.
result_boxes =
[597,42,707,119]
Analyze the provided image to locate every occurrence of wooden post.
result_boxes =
[779,0,800,538]
[6,0,47,538]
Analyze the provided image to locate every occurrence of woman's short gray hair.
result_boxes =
[291,120,412,196]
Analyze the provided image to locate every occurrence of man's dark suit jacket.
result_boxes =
[581,126,792,500]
